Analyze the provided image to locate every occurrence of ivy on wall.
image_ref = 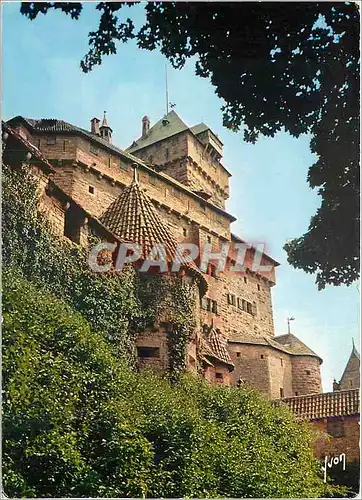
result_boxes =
[2,163,196,376]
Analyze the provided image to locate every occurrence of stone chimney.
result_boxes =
[90,117,100,135]
[142,116,150,138]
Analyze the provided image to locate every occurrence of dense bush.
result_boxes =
[3,272,338,498]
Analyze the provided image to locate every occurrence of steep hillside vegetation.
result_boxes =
[2,163,342,497]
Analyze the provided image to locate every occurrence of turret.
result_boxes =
[99,111,112,143]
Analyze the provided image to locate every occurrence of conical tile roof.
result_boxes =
[339,341,360,390]
[274,333,322,362]
[99,169,207,295]
[100,169,179,261]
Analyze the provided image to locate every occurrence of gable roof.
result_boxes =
[200,328,234,370]
[190,123,209,136]
[277,389,360,421]
[127,111,229,176]
[127,110,189,153]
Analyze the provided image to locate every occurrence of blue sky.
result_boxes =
[2,2,360,391]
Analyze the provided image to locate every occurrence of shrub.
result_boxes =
[2,273,339,498]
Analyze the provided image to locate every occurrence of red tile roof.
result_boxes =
[100,171,178,262]
[277,389,360,421]
[100,169,207,292]
[204,329,234,370]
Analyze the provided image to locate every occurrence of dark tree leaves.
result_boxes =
[20,1,360,289]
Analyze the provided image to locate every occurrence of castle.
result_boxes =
[1,110,333,399]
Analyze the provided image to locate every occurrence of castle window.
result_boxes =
[137,346,160,358]
[201,203,206,212]
[120,159,128,171]
[349,380,353,387]
[165,148,169,161]
[207,235,211,244]
[227,294,236,306]
[257,284,261,291]
[327,419,345,438]
[149,174,156,185]
[63,140,66,152]
[211,300,218,314]
[244,277,248,284]
[260,354,264,359]
[174,189,181,199]
[89,142,99,155]
[246,302,252,314]
[236,352,240,358]
[242,299,246,311]
[108,157,111,168]
[88,186,95,194]
[295,392,298,396]
[280,388,284,398]
[183,228,188,237]
[215,372,223,380]
[280,358,283,366]
[306,370,311,375]
[46,136,56,145]
[237,297,242,309]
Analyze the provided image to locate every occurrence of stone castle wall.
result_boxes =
[313,416,360,462]
[131,130,229,209]
[10,119,323,396]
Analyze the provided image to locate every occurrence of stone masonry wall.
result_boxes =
[136,326,169,372]
[291,356,322,395]
[228,342,295,398]
[186,133,230,202]
[131,130,229,209]
[228,343,271,396]
[312,416,360,462]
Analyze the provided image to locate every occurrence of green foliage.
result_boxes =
[2,163,143,360]
[3,272,341,498]
[2,163,195,373]
[2,271,153,497]
[20,2,360,288]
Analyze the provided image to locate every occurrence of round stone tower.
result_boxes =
[290,355,322,396]
[274,333,322,396]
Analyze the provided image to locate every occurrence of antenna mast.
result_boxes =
[165,62,169,116]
